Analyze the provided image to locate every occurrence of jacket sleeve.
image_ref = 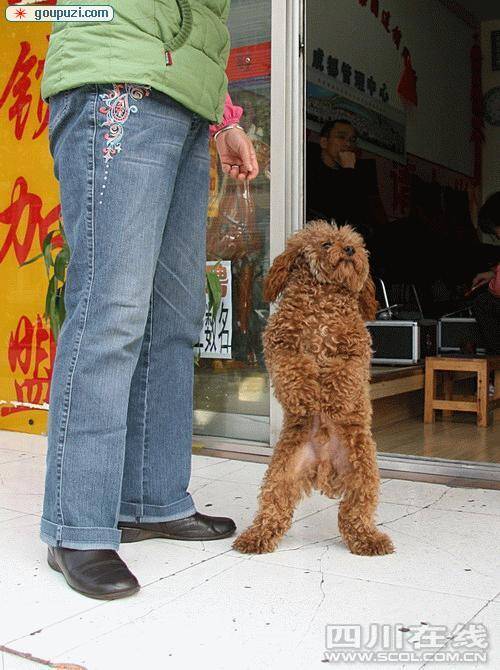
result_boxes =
[209,93,243,138]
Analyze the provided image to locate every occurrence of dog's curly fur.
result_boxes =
[233,221,394,556]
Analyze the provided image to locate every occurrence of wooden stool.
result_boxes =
[424,356,500,427]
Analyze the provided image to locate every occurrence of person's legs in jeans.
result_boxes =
[120,113,210,523]
[41,83,204,550]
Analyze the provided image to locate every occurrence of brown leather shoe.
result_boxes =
[47,546,140,600]
[118,512,236,543]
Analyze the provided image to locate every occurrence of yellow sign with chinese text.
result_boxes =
[0,11,57,434]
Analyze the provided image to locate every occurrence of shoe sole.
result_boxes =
[119,526,236,543]
[47,551,140,601]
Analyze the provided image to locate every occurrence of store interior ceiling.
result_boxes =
[457,0,499,21]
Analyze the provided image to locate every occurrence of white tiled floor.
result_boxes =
[0,430,499,670]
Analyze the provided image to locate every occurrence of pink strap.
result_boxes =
[209,93,243,138]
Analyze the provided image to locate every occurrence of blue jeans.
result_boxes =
[41,83,210,550]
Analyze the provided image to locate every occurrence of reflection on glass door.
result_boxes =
[193,0,272,444]
[304,0,500,478]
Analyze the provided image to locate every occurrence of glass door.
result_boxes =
[304,0,500,481]
[193,0,305,452]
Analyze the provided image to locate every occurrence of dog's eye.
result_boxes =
[321,242,332,249]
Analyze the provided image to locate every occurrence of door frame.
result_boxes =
[268,0,305,446]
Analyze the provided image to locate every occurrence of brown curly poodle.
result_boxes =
[233,221,394,556]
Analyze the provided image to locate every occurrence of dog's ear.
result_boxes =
[358,274,378,321]
[263,243,302,303]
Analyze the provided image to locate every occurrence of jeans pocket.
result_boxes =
[48,89,70,139]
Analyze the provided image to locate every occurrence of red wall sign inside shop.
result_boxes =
[226,42,271,82]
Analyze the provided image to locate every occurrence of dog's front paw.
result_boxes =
[232,528,279,554]
[347,530,394,556]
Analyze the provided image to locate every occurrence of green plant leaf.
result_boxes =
[54,250,68,282]
[46,276,58,337]
[19,252,44,268]
[46,274,57,311]
[59,221,68,247]
[58,244,70,263]
[54,287,66,338]
[52,313,60,341]
[42,231,56,277]
[206,268,222,320]
[44,280,52,321]
[42,230,56,251]
[58,284,66,327]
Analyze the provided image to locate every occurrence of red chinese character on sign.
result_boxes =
[392,26,402,50]
[370,0,379,17]
[381,10,391,32]
[0,38,49,141]
[2,314,56,417]
[0,176,61,266]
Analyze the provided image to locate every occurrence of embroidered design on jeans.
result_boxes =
[97,83,151,205]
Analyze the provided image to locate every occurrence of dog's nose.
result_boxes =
[344,246,355,256]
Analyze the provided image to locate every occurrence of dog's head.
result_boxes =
[264,220,378,320]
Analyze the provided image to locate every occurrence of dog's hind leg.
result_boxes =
[233,416,318,554]
[336,425,394,556]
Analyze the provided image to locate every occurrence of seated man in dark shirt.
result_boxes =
[306,119,375,241]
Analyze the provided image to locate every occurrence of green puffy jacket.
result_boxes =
[41,0,231,124]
